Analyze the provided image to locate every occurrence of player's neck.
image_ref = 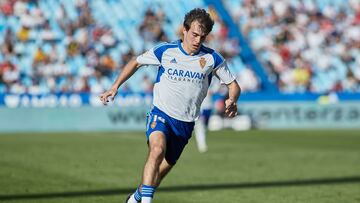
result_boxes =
[181,42,200,56]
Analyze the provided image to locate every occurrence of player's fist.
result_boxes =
[99,88,117,105]
[224,98,238,118]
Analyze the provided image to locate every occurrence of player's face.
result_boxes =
[183,21,207,54]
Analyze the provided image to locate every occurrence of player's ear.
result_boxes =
[182,26,188,37]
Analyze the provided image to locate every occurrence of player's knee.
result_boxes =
[149,145,165,159]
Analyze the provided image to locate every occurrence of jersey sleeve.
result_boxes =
[136,48,161,66]
[211,51,236,85]
[214,61,236,85]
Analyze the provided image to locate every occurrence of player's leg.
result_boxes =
[126,107,192,203]
[125,159,173,203]
[126,159,172,203]
[155,158,173,187]
[126,109,169,203]
[141,131,166,203]
[194,116,208,153]
[141,122,193,201]
[195,109,212,153]
[143,131,166,185]
[125,186,142,203]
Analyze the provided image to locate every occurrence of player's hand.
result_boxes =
[224,98,238,118]
[99,88,117,105]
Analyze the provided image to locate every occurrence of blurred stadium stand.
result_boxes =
[1,0,360,132]
[0,0,359,99]
[0,0,252,96]
[224,0,360,94]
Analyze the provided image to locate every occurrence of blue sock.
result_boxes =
[134,186,142,202]
[141,185,156,198]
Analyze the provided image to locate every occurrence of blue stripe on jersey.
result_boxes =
[178,40,189,55]
[178,39,203,55]
[212,51,224,68]
[155,65,165,83]
[176,39,187,55]
[200,45,214,54]
[200,45,224,69]
[153,42,177,62]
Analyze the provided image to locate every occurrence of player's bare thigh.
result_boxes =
[148,131,166,153]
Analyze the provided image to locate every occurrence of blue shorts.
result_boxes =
[146,106,195,165]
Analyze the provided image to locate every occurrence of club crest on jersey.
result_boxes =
[199,57,206,69]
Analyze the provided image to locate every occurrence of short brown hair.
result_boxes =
[183,8,214,35]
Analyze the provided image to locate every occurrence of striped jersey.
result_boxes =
[136,39,235,122]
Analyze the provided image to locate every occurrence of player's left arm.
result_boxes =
[224,80,241,118]
[214,61,241,118]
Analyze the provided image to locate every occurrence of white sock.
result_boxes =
[127,194,139,203]
[195,119,208,152]
[142,196,153,203]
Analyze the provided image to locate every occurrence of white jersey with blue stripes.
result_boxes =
[136,39,235,122]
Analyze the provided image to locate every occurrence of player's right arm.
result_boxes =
[99,45,161,105]
[99,58,141,105]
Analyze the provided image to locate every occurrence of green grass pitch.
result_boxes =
[0,130,360,203]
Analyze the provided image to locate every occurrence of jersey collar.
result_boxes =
[177,39,201,56]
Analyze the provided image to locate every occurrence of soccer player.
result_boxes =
[100,8,241,203]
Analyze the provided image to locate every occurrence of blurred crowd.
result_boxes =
[0,0,259,95]
[227,0,360,93]
[0,0,123,94]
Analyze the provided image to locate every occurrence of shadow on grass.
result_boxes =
[1,176,360,201]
